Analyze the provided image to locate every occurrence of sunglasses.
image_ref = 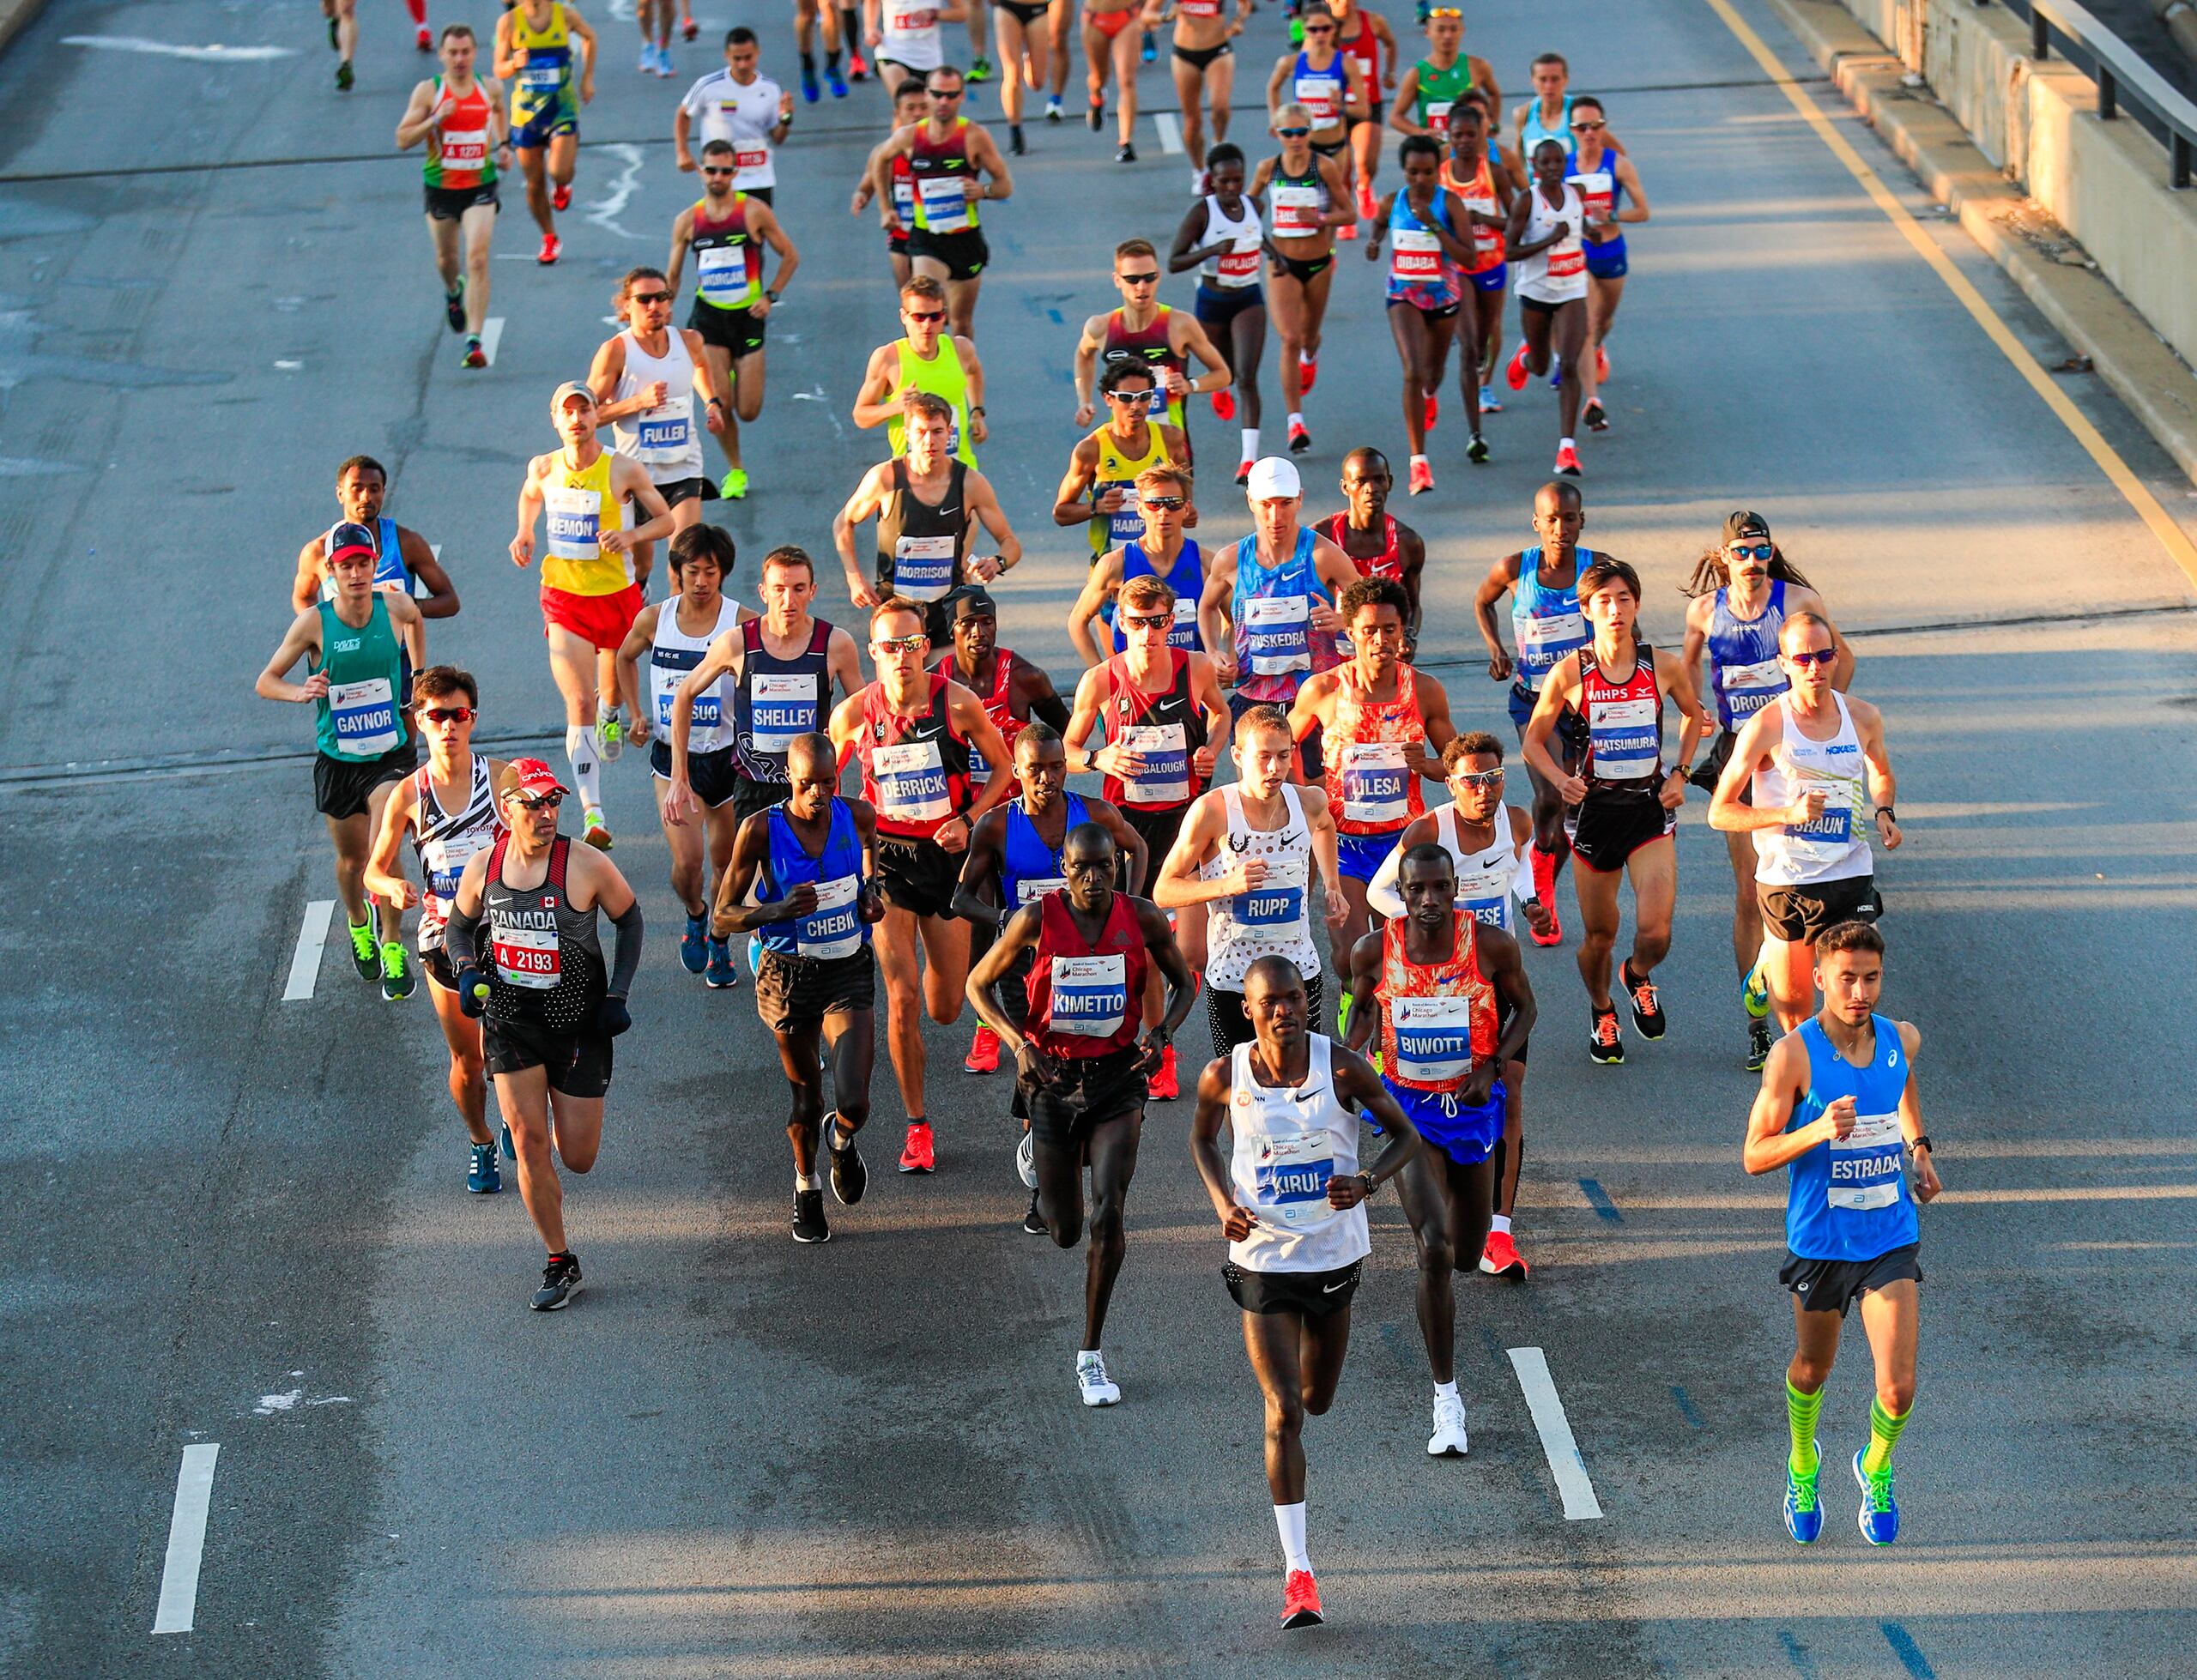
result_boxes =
[513,790,566,811]
[1782,647,1836,668]
[1571,119,1606,132]
[419,705,476,724]
[873,634,930,656]
[1105,387,1155,402]
[1426,5,1462,15]
[1452,768,1504,789]
[630,290,672,305]
[1123,613,1174,631]
[1141,495,1187,511]
[1117,270,1160,286]
[930,87,964,99]
[1304,22,1335,33]
[1277,125,1311,138]
[702,166,736,177]
[903,308,946,323]
[1728,541,1774,560]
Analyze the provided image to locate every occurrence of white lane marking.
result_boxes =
[1153,112,1183,154]
[1507,1346,1604,1520]
[283,900,336,1002]
[274,360,302,371]
[586,143,647,241]
[479,317,505,366]
[64,36,294,61]
[152,1444,220,1635]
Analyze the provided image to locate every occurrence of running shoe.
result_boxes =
[1740,961,1770,1018]
[680,911,709,974]
[468,1139,502,1195]
[1211,388,1236,422]
[747,934,764,976]
[1528,849,1562,944]
[1480,1229,1528,1278]
[1467,433,1489,465]
[1235,459,1254,486]
[501,1121,515,1161]
[1076,1350,1122,1407]
[682,15,699,40]
[336,59,354,91]
[537,232,562,265]
[444,281,466,333]
[1045,94,1063,121]
[1297,351,1317,393]
[1595,343,1610,383]
[348,919,379,981]
[581,807,614,851]
[462,336,487,369]
[705,938,739,988]
[1117,143,1137,164]
[1784,1442,1823,1544]
[1140,30,1155,63]
[1008,124,1026,154]
[1622,960,1667,1039]
[596,704,625,762]
[639,45,655,74]
[1427,1391,1469,1457]
[1504,343,1529,390]
[1088,94,1104,132]
[1589,1006,1625,1066]
[1407,457,1433,496]
[1853,1448,1899,1545]
[792,1187,832,1243]
[1016,1127,1038,1190]
[1548,358,1563,389]
[1335,990,1352,1039]
[964,1024,1002,1073]
[826,1113,868,1206]
[552,183,572,213]
[1423,390,1439,431]
[1022,1187,1048,1234]
[1583,397,1608,433]
[1357,183,1377,222]
[719,467,749,499]
[530,1252,583,1310]
[1746,1018,1774,1073]
[1287,420,1312,454]
[899,1120,935,1174]
[1147,1043,1179,1100]
[1480,383,1502,414]
[1554,443,1583,477]
[1280,1568,1323,1629]
[827,62,848,97]
[850,51,870,82]
[417,25,433,51]
[971,54,994,81]
[378,940,417,1002]
[801,63,820,102]
[1336,219,1357,241]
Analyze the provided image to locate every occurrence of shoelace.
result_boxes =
[1788,1469,1819,1512]
[1862,1469,1895,1512]
[1594,1013,1619,1046]
[1631,976,1658,1014]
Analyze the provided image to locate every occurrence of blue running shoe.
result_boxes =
[681,911,709,975]
[500,1121,515,1162]
[706,938,739,989]
[747,933,765,977]
[468,1140,502,1195]
[1854,1448,1899,1544]
[827,62,848,97]
[1480,384,1503,414]
[1549,361,1563,389]
[1741,961,1770,1018]
[801,63,820,102]
[1783,1441,1822,1544]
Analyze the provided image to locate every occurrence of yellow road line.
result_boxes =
[1702,0,2197,584]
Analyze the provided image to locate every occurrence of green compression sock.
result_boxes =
[1786,1379,1824,1475]
[1862,1396,1910,1478]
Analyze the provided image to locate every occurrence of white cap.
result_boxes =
[1244,456,1301,501]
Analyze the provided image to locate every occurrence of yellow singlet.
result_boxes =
[1089,420,1176,557]
[538,450,631,596]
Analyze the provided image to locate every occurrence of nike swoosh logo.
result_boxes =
[1322,1279,1350,1292]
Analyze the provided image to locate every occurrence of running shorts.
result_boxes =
[1759,875,1882,946]
[483,1015,614,1097]
[1569,787,1673,873]
[995,0,1050,21]
[1173,39,1232,69]
[754,946,877,1033]
[907,226,990,281]
[421,946,462,992]
[1387,288,1458,320]
[1021,1043,1147,1151]
[1121,801,1190,888]
[512,107,578,151]
[1311,137,1347,161]
[1519,291,1583,317]
[1583,234,1628,280]
[688,299,766,359]
[1337,826,1405,885]
[1225,1256,1361,1315]
[730,773,787,832]
[1207,971,1325,1055]
[424,182,500,221]
[1781,1241,1921,1318]
[1269,251,1332,286]
[1470,261,1509,293]
[648,475,706,510]
[875,832,961,919]
[313,740,420,821]
[1381,1074,1503,1167]
[1195,283,1264,330]
[541,583,645,650]
[1509,682,1591,765]
[1086,5,1137,37]
[650,740,741,808]
[1689,726,1750,798]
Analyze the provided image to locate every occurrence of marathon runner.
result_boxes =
[1169,146,1268,481]
[828,598,1015,1173]
[1522,557,1706,1066]
[675,29,796,204]
[1344,842,1534,1454]
[1710,612,1899,1034]
[835,392,1021,644]
[851,275,986,467]
[790,0,850,100]
[1249,107,1355,452]
[444,759,644,1310]
[1266,9,1371,240]
[1510,51,1619,172]
[493,0,597,266]
[256,528,427,1000]
[396,26,511,369]
[1322,0,1397,226]
[1062,571,1232,1096]
[634,0,678,76]
[323,0,359,91]
[614,526,752,988]
[1189,954,1420,1629]
[865,0,967,94]
[1365,733,1551,1277]
[853,80,935,288]
[1365,134,1477,493]
[665,141,801,503]
[1196,456,1358,777]
[1045,0,1075,121]
[1316,447,1425,655]
[967,822,1195,1404]
[1081,0,1146,160]
[1153,704,1343,1051]
[1681,511,1853,1067]
[290,456,459,620]
[1289,576,1456,990]
[873,67,1014,338]
[511,382,677,852]
[1055,363,1189,567]
[1503,138,1589,476]
[364,668,511,1194]
[1066,461,1205,664]
[989,0,1057,154]
[1163,0,1247,189]
[1471,480,1600,946]
[1565,95,1649,432]
[712,734,886,1242]
[1438,95,1518,423]
[1073,239,1230,444]
[1741,921,1937,1547]
[1385,7,1498,147]
[588,266,728,577]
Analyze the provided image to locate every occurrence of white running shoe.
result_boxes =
[1076,1351,1121,1407]
[1427,1392,1469,1457]
[1016,1127,1038,1189]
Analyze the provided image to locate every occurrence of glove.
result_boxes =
[457,965,488,1018]
[597,994,633,1036]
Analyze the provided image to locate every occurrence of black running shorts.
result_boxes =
[483,1016,614,1097]
[1759,875,1882,946]
[875,832,961,919]
[1781,1242,1921,1318]
[1569,786,1674,873]
[1020,1044,1147,1152]
[650,740,741,809]
[907,226,990,282]
[314,740,420,821]
[688,299,766,359]
[754,946,877,1034]
[1225,1256,1361,1316]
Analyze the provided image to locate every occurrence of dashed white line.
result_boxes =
[478,316,505,366]
[1507,1346,1604,1520]
[1153,112,1183,154]
[283,900,336,1001]
[152,1443,220,1635]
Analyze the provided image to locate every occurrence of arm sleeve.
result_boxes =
[607,901,645,998]
[1030,689,1072,734]
[445,903,482,970]
[1364,839,1407,921]
[1510,833,1538,903]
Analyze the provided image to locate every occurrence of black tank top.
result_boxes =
[481,834,607,1031]
[874,459,970,604]
[734,615,833,783]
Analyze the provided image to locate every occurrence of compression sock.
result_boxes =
[1862,1396,1910,1477]
[1786,1378,1824,1475]
[801,49,816,72]
[564,725,602,812]
[1274,1502,1310,1572]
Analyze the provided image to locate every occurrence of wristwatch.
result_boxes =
[1909,1133,1933,1154]
[1876,804,1897,822]
[765,288,781,305]
[1354,1171,1377,1200]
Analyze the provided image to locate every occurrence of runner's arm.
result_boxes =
[1425,188,1480,266]
[832,469,885,606]
[1051,439,1101,527]
[969,126,1013,202]
[1286,674,1332,746]
[612,604,660,745]
[953,692,1017,832]
[390,595,427,675]
[1854,697,1901,850]
[1317,154,1358,227]
[1341,927,1383,1053]
[1189,1055,1251,1236]
[443,852,489,968]
[1897,1023,1940,1200]
[1071,314,1106,424]
[1362,812,1432,920]
[849,346,902,432]
[566,4,597,102]
[1472,553,1518,677]
[1067,553,1123,668]
[1018,659,1072,733]
[1189,651,1232,777]
[491,15,524,81]
[612,461,676,550]
[1480,923,1536,1067]
[1520,659,1582,797]
[362,779,421,908]
[681,328,729,424]
[1742,1035,1840,1174]
[673,100,697,172]
[1301,785,1346,920]
[959,337,988,443]
[1394,524,1425,654]
[1679,593,1712,716]
[664,207,695,294]
[965,469,1022,573]
[509,458,545,568]
[1169,199,1223,272]
[1264,54,1291,119]
[1328,1044,1422,1200]
[1706,708,1798,832]
[1062,666,1105,777]
[1386,68,1423,136]
[667,630,741,798]
[1656,646,1708,794]
[291,538,327,616]
[1415,670,1458,766]
[752,201,801,301]
[1613,155,1649,223]
[1340,60,1371,125]
[711,813,800,936]
[1136,899,1199,1055]
[948,810,1009,926]
[587,335,651,424]
[965,903,1048,1050]
[1196,554,1237,677]
[826,626,867,705]
[1176,313,1232,396]
[392,527,458,619]
[1150,795,1232,909]
[395,79,441,150]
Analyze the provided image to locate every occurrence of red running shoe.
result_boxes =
[536,232,561,265]
[1211,388,1236,422]
[963,1025,1002,1074]
[1356,182,1377,221]
[1595,343,1610,383]
[1423,389,1439,432]
[1281,1568,1324,1629]
[898,1121,935,1173]
[1297,352,1317,394]
[849,51,869,81]
[681,13,699,40]
[551,183,572,212]
[1554,442,1582,476]
[1505,342,1530,391]
[1287,419,1311,453]
[415,26,432,51]
[1236,458,1254,486]
[1147,1043,1179,1100]
[1407,457,1433,496]
[1480,1229,1529,1278]
[1528,846,1563,946]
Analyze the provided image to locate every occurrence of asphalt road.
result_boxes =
[3,0,2196,1676]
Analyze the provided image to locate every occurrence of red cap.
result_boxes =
[503,758,569,801]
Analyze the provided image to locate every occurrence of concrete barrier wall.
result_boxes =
[1839,0,2197,372]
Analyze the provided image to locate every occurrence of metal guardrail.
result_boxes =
[1990,0,2197,186]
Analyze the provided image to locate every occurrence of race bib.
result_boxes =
[633,396,693,463]
[1119,722,1189,806]
[1425,100,1453,134]
[1389,227,1443,282]
[1243,594,1311,675]
[873,740,949,821]
[1292,76,1340,124]
[520,63,563,91]
[1516,607,1586,676]
[1102,480,1144,547]
[492,923,560,988]
[735,143,770,172]
[329,677,398,756]
[1048,952,1128,1038]
[1589,695,1659,779]
[1254,1130,1335,1228]
[1568,168,1615,221]
[1466,192,1504,256]
[1233,854,1307,927]
[441,127,488,169]
[696,243,756,309]
[1271,186,1322,237]
[1829,1110,1904,1211]
[893,532,957,601]
[657,685,723,729]
[1216,237,1262,285]
[1014,873,1068,906]
[1782,804,1855,845]
[542,484,601,559]
[917,172,970,233]
[747,671,818,753]
[1340,740,1410,826]
[797,874,863,962]
[1546,240,1586,281]
[887,6,935,30]
[1392,993,1478,1084]
[1720,656,1786,719]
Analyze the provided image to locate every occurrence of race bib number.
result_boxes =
[1340,740,1410,825]
[696,243,756,309]
[633,396,693,463]
[893,532,957,601]
[492,924,560,988]
[328,677,399,756]
[542,484,601,559]
[1425,100,1453,134]
[1466,192,1504,256]
[1292,76,1340,124]
[1392,993,1478,1085]
[797,874,863,962]
[1216,238,1262,285]
[441,127,488,169]
[1389,227,1443,282]
[1829,1110,1904,1211]
[1589,695,1659,779]
[873,740,949,822]
[888,6,936,31]
[917,172,970,233]
[1243,594,1311,675]
[1119,722,1189,806]
[735,143,770,172]
[1516,607,1586,675]
[1568,168,1615,221]
[1014,873,1067,906]
[520,63,563,91]
[1546,239,1586,281]
[1720,656,1786,719]
[1048,952,1128,1037]
[1233,854,1307,927]
[1271,186,1322,237]
[1782,804,1855,845]
[1253,1130,1335,1227]
[747,671,818,753]
[657,685,723,729]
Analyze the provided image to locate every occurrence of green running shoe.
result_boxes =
[1740,961,1770,1018]
[596,704,625,763]
[348,919,379,981]
[380,940,417,1002]
[719,467,750,500]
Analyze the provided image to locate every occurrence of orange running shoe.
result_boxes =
[1212,388,1237,422]
[536,232,561,265]
[1528,846,1563,946]
[1595,343,1610,383]
[1423,389,1438,432]
[1554,442,1582,477]
[963,1025,1002,1074]
[551,183,572,212]
[1281,1568,1324,1629]
[1480,1229,1529,1278]
[1407,457,1433,496]
[1147,1043,1179,1100]
[899,1121,935,1173]
[1504,341,1530,390]
[1297,351,1318,394]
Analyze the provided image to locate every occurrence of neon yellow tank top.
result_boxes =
[887,336,977,468]
[1089,420,1176,557]
[539,450,631,597]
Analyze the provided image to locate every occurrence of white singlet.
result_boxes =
[1227,1034,1371,1272]
[879,1,944,72]
[1201,784,1320,989]
[611,329,705,486]
[648,594,743,753]
[1751,692,1873,887]
[1515,181,1587,305]
[1198,193,1265,290]
[1365,804,1534,931]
